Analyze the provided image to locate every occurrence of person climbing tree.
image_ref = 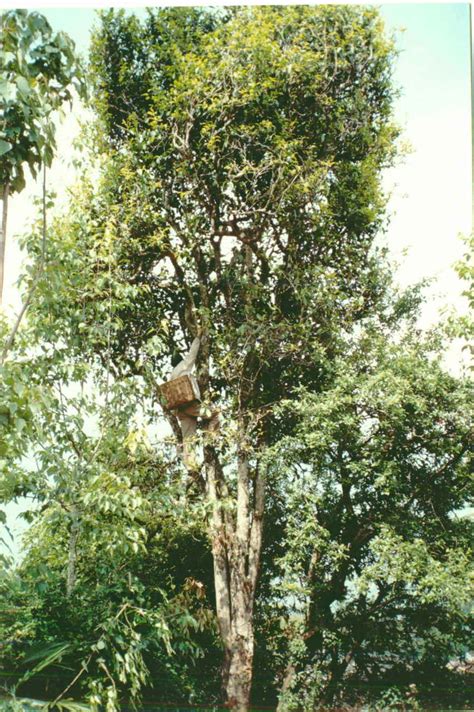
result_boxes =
[162,336,220,475]
[166,336,201,470]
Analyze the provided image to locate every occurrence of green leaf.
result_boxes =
[16,75,31,97]
[0,78,16,101]
[0,138,13,155]
[17,642,72,688]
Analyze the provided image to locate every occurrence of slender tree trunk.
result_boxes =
[167,237,265,709]
[277,663,296,712]
[66,508,80,597]
[0,183,9,306]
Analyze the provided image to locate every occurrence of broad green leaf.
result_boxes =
[16,74,31,97]
[0,138,12,155]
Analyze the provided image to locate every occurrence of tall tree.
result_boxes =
[24,6,400,709]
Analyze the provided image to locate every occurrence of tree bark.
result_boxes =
[0,183,9,305]
[205,437,265,711]
[226,617,255,712]
[277,662,296,712]
[66,507,80,597]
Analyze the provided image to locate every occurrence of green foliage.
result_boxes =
[36,4,398,390]
[263,328,473,709]
[0,9,85,191]
[0,327,217,708]
[0,696,90,711]
[1,6,472,711]
[445,233,474,367]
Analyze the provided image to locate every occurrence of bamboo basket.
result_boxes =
[159,374,201,411]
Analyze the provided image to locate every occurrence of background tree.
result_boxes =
[0,9,84,303]
[0,316,218,709]
[265,325,472,710]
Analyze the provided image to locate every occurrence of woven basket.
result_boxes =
[159,374,201,410]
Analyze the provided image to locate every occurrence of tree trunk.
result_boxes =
[66,508,80,597]
[226,621,254,712]
[0,183,9,305]
[205,438,265,712]
[277,663,296,712]
[167,291,265,711]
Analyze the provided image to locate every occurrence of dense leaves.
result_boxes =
[261,329,473,709]
[0,10,85,192]
[70,6,398,387]
[1,6,472,711]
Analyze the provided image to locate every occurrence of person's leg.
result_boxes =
[177,412,198,470]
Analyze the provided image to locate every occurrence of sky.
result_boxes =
[1,2,473,556]
[379,4,471,307]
